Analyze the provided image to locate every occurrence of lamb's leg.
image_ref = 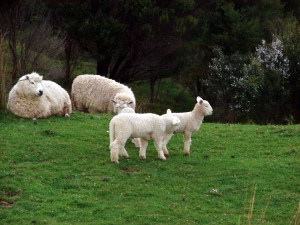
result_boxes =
[131,138,141,148]
[154,139,166,160]
[119,146,129,159]
[162,133,174,157]
[139,138,148,160]
[110,140,122,163]
[183,131,192,156]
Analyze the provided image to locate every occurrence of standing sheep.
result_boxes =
[162,96,213,156]
[71,75,136,114]
[7,72,72,119]
[109,110,180,163]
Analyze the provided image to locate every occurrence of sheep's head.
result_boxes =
[18,72,44,97]
[119,107,135,114]
[112,93,135,114]
[196,96,213,116]
[163,109,181,132]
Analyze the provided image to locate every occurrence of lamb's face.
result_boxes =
[199,100,213,116]
[19,74,44,97]
[163,114,181,133]
[171,116,181,131]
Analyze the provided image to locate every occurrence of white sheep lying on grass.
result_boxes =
[109,110,180,163]
[71,75,136,114]
[7,72,72,119]
[162,96,213,156]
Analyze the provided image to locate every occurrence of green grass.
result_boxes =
[0,112,299,224]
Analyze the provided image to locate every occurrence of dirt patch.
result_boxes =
[0,199,14,208]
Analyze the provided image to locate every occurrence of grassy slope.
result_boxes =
[0,112,299,225]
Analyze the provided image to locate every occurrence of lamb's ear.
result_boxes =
[111,99,117,104]
[128,101,133,104]
[172,118,179,125]
[166,109,172,114]
[26,76,29,80]
[197,96,203,104]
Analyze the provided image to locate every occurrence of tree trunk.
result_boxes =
[149,77,156,103]
[0,35,6,109]
[64,37,72,87]
[96,56,111,77]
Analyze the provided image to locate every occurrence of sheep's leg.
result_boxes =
[154,139,166,160]
[162,133,173,157]
[139,138,148,159]
[183,131,192,156]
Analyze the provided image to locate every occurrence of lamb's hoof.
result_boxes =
[122,155,129,159]
[183,152,190,156]
[164,153,170,157]
[139,156,146,160]
[111,160,119,164]
[159,156,166,160]
[65,114,70,118]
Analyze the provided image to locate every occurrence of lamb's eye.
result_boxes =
[30,81,35,84]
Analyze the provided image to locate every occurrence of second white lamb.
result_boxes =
[109,110,180,163]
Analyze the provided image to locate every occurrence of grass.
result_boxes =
[0,112,299,224]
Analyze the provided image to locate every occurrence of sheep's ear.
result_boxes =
[166,109,172,114]
[26,76,29,80]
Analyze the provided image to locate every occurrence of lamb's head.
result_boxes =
[196,96,213,116]
[112,92,135,114]
[162,109,181,133]
[18,72,44,97]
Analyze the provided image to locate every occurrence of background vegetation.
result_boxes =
[0,0,300,124]
[0,112,299,224]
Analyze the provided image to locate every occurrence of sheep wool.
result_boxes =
[7,72,72,119]
[162,96,213,156]
[71,75,136,114]
[109,111,180,163]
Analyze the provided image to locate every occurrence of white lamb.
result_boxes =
[109,110,180,163]
[7,72,72,119]
[71,75,136,114]
[162,96,213,156]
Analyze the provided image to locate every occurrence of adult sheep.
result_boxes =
[109,110,180,163]
[162,96,213,156]
[7,72,72,119]
[71,75,136,114]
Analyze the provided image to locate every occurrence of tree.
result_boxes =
[0,0,66,84]
[179,0,284,98]
[50,0,198,102]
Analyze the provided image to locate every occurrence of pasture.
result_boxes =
[0,112,299,224]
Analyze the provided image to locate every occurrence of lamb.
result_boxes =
[7,72,72,119]
[162,96,213,156]
[71,74,136,114]
[109,110,180,163]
